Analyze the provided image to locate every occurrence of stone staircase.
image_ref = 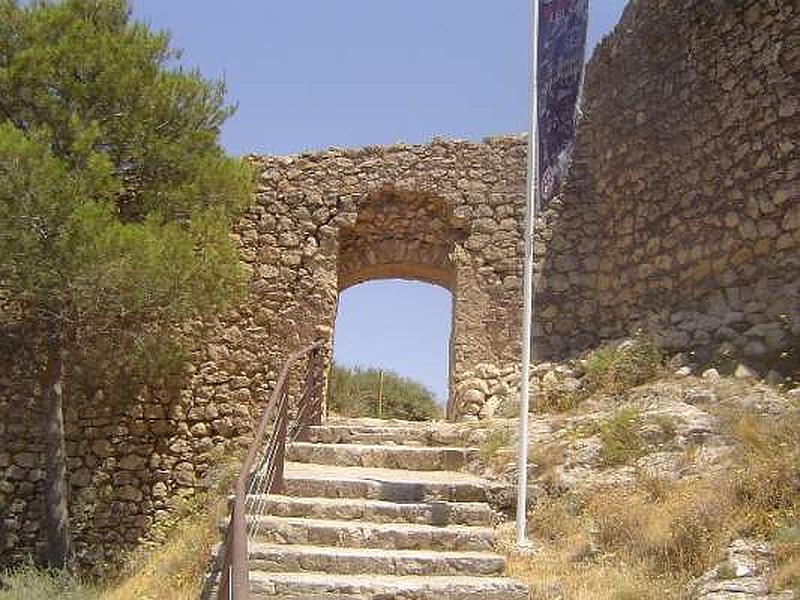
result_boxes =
[216,417,528,599]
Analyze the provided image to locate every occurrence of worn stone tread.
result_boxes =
[286,441,480,471]
[285,461,486,483]
[282,462,488,502]
[210,418,529,600]
[244,515,496,551]
[304,418,468,446]
[304,426,439,446]
[247,494,494,526]
[249,571,529,600]
[248,543,506,576]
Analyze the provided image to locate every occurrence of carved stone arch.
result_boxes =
[337,188,469,292]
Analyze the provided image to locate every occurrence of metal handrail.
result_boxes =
[217,340,325,600]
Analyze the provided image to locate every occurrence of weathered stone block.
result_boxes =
[119,454,146,471]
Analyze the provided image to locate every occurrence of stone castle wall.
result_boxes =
[1,0,798,572]
[0,137,532,567]
[533,0,799,364]
[0,324,263,568]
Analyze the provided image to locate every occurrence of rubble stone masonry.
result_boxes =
[535,0,799,362]
[0,0,797,570]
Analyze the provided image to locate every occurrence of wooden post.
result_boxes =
[378,370,384,419]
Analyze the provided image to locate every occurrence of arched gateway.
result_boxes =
[226,136,528,420]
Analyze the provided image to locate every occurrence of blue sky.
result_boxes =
[131,0,629,403]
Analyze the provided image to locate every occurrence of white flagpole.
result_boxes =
[516,0,540,549]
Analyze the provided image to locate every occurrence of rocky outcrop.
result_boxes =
[687,539,796,600]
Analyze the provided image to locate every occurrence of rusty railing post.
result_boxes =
[216,340,323,600]
[270,396,288,495]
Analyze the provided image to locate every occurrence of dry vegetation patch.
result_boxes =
[772,530,800,595]
[101,494,225,600]
[503,342,800,599]
[534,336,665,414]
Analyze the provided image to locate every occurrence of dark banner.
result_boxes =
[537,0,589,203]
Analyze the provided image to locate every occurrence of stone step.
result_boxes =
[305,424,438,446]
[286,442,479,471]
[304,418,470,447]
[243,516,496,552]
[282,462,488,503]
[249,571,530,600]
[247,494,494,526]
[248,543,507,577]
[329,417,434,428]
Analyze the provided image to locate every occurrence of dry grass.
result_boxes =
[715,408,800,537]
[508,481,728,599]
[590,480,735,575]
[0,452,238,600]
[0,563,100,600]
[0,494,225,600]
[102,493,226,600]
[509,402,800,598]
[534,336,665,414]
[772,533,800,594]
[103,453,239,600]
[504,525,676,600]
[528,442,566,491]
[526,495,583,543]
[773,557,800,595]
[512,561,672,600]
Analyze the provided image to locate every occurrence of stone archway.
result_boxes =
[224,137,529,420]
[335,189,463,414]
[337,189,461,291]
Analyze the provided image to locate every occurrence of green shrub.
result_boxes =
[652,414,678,441]
[600,408,644,466]
[584,337,664,396]
[533,337,665,415]
[775,526,800,545]
[717,562,736,580]
[327,363,440,421]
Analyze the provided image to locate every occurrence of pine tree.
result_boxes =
[0,0,253,568]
